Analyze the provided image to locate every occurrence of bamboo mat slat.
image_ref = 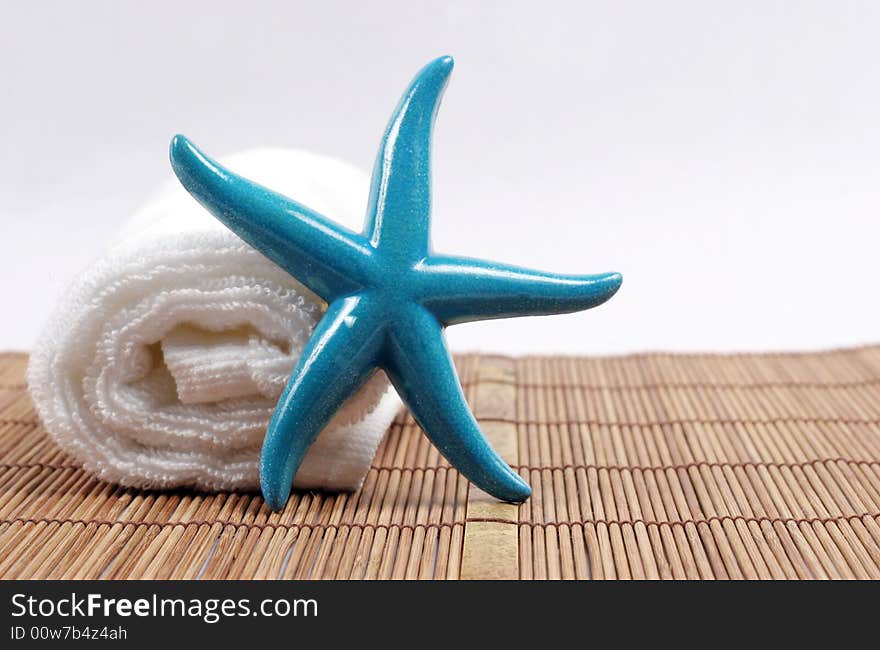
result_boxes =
[1,346,880,579]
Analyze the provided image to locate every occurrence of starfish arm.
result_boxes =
[260,294,385,510]
[383,305,531,502]
[170,134,375,301]
[417,255,622,325]
[363,56,453,265]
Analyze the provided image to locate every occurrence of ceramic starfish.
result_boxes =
[169,55,622,511]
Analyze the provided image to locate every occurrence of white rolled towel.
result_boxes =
[27,148,402,492]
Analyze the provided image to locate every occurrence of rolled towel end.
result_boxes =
[27,148,403,494]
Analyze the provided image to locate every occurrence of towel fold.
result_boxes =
[27,148,402,492]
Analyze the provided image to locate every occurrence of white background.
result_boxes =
[1,1,878,355]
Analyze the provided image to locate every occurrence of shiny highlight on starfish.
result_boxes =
[170,55,622,510]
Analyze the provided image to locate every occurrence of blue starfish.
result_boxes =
[169,55,621,511]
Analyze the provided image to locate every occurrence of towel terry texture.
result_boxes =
[27,148,402,492]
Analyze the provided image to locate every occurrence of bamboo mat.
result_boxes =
[2,346,880,580]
